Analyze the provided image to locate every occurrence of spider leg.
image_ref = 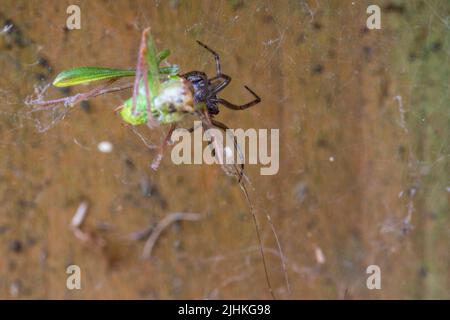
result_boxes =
[196,40,222,76]
[207,74,231,96]
[214,85,261,110]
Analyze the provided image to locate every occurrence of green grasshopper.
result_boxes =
[29,28,208,169]
[35,28,199,127]
[28,28,249,173]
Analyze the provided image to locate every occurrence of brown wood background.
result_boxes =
[0,0,448,299]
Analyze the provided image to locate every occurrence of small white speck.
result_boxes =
[10,281,21,297]
[224,146,233,159]
[97,141,113,153]
[71,202,88,228]
[315,247,326,264]
[329,156,335,162]
[446,187,450,193]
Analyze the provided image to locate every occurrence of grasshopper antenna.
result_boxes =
[239,180,276,299]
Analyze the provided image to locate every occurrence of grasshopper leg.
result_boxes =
[151,123,176,171]
[132,27,159,127]
[131,28,149,117]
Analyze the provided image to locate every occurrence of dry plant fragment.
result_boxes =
[142,212,203,259]
[70,201,106,247]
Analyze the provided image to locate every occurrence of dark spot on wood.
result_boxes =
[430,41,442,52]
[26,236,37,247]
[384,3,405,14]
[81,100,91,113]
[328,49,336,58]
[17,199,35,208]
[35,73,47,82]
[262,14,273,24]
[397,145,407,160]
[170,0,182,9]
[316,138,328,148]
[296,33,306,45]
[58,86,71,94]
[38,57,52,72]
[361,26,369,34]
[306,218,317,231]
[229,0,244,11]
[0,225,9,235]
[9,240,23,253]
[419,265,428,278]
[235,55,243,66]
[362,46,372,60]
[312,64,323,75]
[124,157,135,169]
[139,179,168,209]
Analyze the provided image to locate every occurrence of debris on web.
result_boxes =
[24,83,73,133]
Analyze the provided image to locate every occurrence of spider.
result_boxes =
[176,41,261,179]
[181,40,261,119]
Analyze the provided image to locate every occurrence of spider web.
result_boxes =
[0,0,449,299]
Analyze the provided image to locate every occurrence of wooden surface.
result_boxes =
[0,0,448,299]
